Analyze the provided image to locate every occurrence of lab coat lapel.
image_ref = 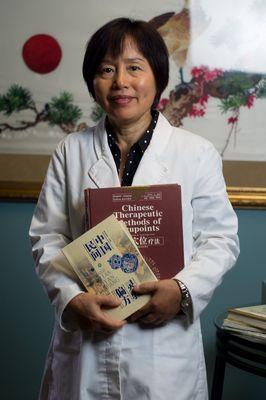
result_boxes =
[132,113,172,186]
[88,118,120,188]
[88,113,173,187]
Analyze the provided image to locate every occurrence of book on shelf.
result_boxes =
[84,184,184,280]
[223,304,266,331]
[62,214,157,321]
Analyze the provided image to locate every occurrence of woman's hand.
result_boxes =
[67,291,126,332]
[129,279,182,326]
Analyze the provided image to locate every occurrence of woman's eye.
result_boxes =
[99,67,113,75]
[129,65,141,71]
[101,67,114,74]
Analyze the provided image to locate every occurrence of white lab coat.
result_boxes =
[29,112,239,400]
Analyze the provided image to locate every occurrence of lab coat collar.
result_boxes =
[88,117,120,187]
[88,112,172,187]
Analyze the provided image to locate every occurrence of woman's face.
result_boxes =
[93,37,157,127]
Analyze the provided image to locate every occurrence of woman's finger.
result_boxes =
[133,281,158,294]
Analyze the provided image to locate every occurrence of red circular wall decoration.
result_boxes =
[22,34,62,74]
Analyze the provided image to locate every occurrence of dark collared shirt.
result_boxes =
[106,109,192,318]
[106,110,159,186]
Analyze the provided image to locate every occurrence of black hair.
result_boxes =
[82,17,169,107]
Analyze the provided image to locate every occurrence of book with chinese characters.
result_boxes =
[84,184,184,280]
[224,305,266,331]
[62,214,157,321]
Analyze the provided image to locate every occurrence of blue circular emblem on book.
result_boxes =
[121,253,138,273]
[108,254,122,269]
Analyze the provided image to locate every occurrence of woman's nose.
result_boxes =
[112,68,129,89]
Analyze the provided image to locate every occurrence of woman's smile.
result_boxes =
[109,95,135,105]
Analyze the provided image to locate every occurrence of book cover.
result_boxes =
[85,184,184,280]
[62,215,157,321]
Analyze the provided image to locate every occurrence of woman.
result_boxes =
[30,18,239,400]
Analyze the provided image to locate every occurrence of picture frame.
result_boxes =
[1,1,266,208]
[1,153,266,208]
[223,161,266,208]
[0,154,49,201]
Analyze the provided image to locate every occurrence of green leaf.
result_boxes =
[213,71,263,97]
[46,92,82,125]
[219,93,247,113]
[0,84,34,115]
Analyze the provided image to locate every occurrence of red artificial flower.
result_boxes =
[246,94,255,109]
[189,105,205,118]
[198,95,209,106]
[204,68,223,82]
[228,116,238,124]
[156,98,169,111]
[191,66,206,78]
[198,109,205,117]
[191,66,223,82]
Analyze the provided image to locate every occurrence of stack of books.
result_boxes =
[62,184,185,321]
[222,304,266,341]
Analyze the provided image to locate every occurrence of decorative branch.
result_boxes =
[157,68,266,157]
[0,85,88,134]
[0,110,47,133]
[221,109,240,157]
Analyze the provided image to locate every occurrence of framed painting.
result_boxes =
[1,0,266,207]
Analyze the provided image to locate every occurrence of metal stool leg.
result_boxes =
[211,355,226,400]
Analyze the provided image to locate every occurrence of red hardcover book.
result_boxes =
[84,184,184,279]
